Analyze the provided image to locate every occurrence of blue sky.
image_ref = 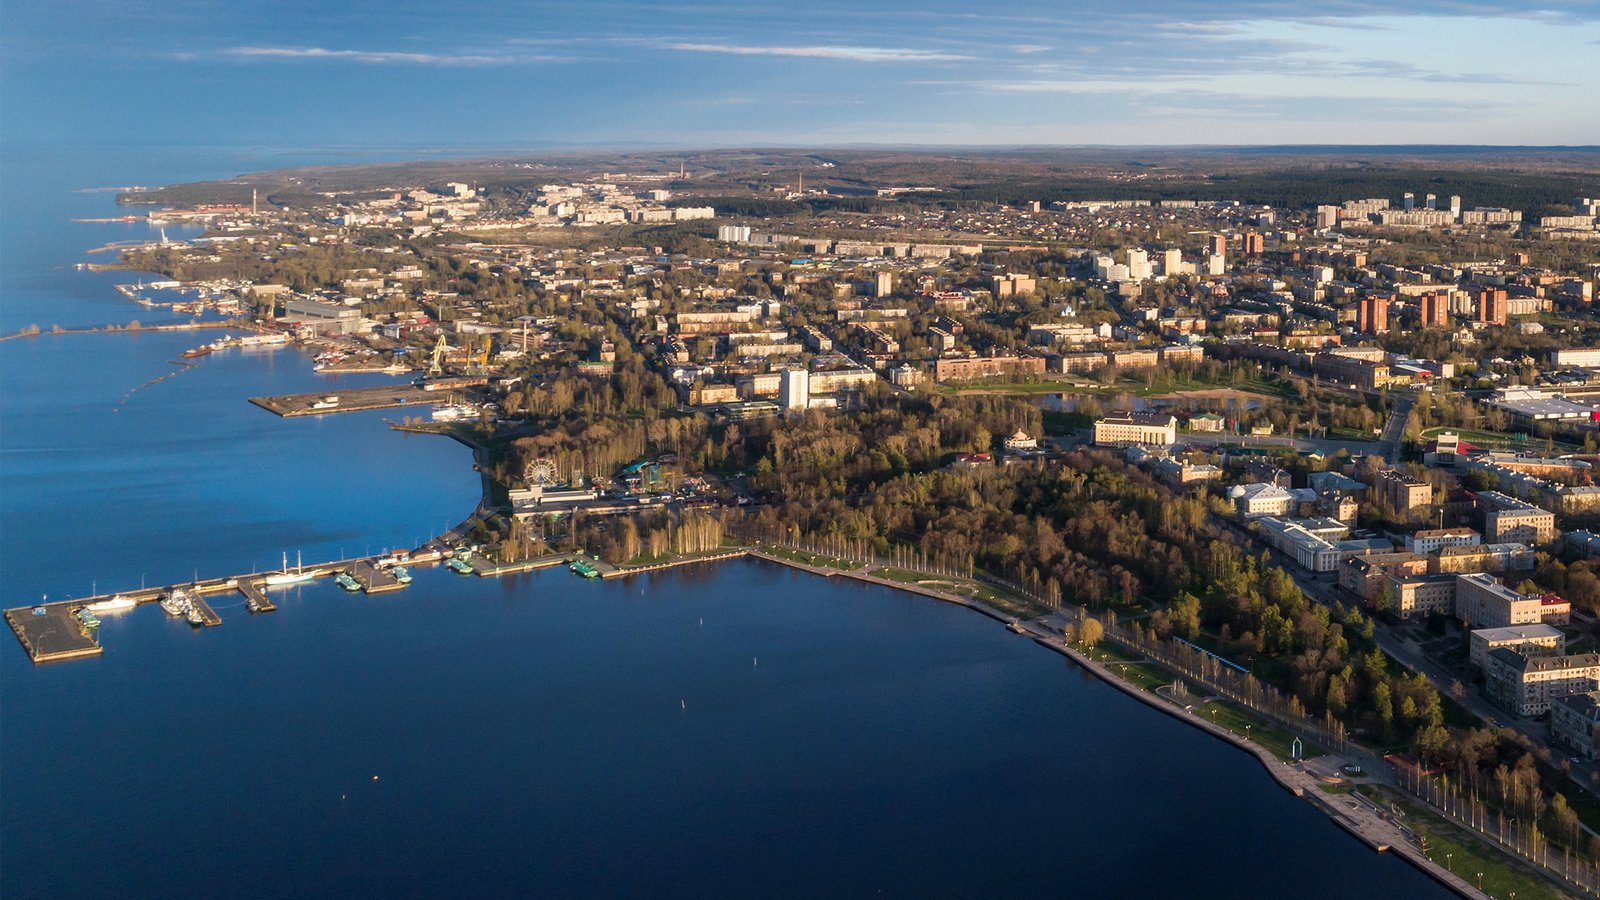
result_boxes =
[3,0,1598,149]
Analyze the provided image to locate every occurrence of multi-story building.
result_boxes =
[1476,288,1508,325]
[1420,291,1450,327]
[1432,542,1535,574]
[1477,491,1557,545]
[932,355,1046,383]
[1232,483,1296,518]
[1340,551,1429,600]
[1551,692,1600,760]
[1404,527,1480,555]
[1312,350,1390,390]
[1485,649,1600,717]
[1257,517,1349,571]
[779,368,809,412]
[1376,469,1433,521]
[1455,573,1550,628]
[1386,573,1458,619]
[1469,624,1565,673]
[1552,348,1600,368]
[1092,412,1178,448]
[1357,295,1389,334]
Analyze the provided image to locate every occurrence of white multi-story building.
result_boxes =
[779,368,809,412]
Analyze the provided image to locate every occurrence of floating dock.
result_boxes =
[249,384,442,418]
[347,562,404,594]
[238,580,277,613]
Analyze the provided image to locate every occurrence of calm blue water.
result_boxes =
[0,148,1453,899]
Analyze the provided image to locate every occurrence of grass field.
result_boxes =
[1195,700,1323,762]
[1357,785,1574,900]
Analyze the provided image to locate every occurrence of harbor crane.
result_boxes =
[426,334,449,378]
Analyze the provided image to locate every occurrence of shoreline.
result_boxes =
[734,549,1489,899]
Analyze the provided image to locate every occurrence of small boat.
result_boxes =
[85,594,137,614]
[181,345,212,359]
[311,395,341,410]
[160,588,194,617]
[186,606,206,627]
[569,559,599,579]
[75,608,101,630]
[391,566,412,585]
[335,572,361,592]
[447,555,475,575]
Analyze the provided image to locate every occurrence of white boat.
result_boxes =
[264,551,314,586]
[85,595,137,614]
[238,333,289,347]
[160,588,194,617]
[311,395,340,409]
[431,404,476,422]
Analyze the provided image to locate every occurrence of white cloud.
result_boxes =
[211,46,559,66]
[662,42,973,62]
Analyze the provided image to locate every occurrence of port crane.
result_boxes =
[426,334,450,378]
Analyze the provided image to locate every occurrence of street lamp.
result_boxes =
[1476,872,1483,891]
[1444,852,1452,872]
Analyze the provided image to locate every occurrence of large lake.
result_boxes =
[0,147,1452,898]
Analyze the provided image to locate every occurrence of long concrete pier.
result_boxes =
[249,384,440,418]
[4,550,433,663]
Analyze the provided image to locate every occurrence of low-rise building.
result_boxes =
[1232,483,1296,518]
[1485,649,1600,717]
[1469,624,1566,673]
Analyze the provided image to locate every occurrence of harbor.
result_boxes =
[6,543,814,664]
[3,549,448,663]
[249,384,443,417]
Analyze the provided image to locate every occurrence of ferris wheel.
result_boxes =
[524,456,558,486]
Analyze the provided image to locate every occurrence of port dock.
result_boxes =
[347,562,404,594]
[5,605,104,663]
[237,580,277,612]
[250,385,441,418]
[187,592,223,627]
